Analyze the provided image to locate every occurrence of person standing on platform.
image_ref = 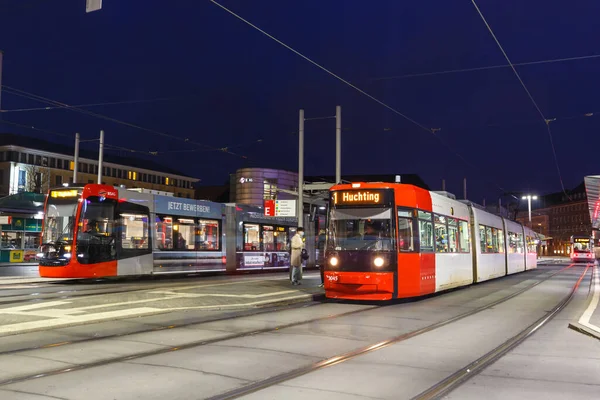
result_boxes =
[290,227,305,285]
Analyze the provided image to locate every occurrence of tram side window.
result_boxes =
[397,210,414,252]
[155,216,194,250]
[508,232,524,253]
[116,202,151,259]
[174,219,195,250]
[447,218,458,253]
[263,226,275,251]
[527,236,537,253]
[517,233,524,253]
[434,214,448,253]
[155,216,172,249]
[497,229,505,253]
[155,216,220,251]
[119,213,149,250]
[244,224,260,251]
[485,226,498,253]
[479,225,487,253]
[459,220,470,253]
[418,211,434,252]
[275,227,289,252]
[196,219,220,251]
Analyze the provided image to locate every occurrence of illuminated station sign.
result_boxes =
[50,189,79,198]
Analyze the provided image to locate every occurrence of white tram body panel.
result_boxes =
[115,188,155,276]
[471,207,506,283]
[504,219,526,274]
[430,193,473,291]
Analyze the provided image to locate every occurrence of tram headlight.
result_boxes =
[330,257,339,267]
[373,257,384,268]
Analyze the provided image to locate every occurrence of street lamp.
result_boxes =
[522,195,538,225]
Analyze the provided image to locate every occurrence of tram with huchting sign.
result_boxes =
[323,182,540,300]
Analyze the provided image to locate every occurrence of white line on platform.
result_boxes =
[578,263,600,333]
[0,293,315,335]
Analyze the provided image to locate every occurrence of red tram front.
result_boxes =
[323,183,434,300]
[38,185,149,278]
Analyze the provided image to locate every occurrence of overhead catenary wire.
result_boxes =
[0,117,264,157]
[209,0,510,194]
[0,96,180,113]
[1,85,254,160]
[370,53,600,81]
[471,0,570,199]
[209,0,431,133]
[0,119,166,156]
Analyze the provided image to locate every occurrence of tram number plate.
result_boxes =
[326,275,339,282]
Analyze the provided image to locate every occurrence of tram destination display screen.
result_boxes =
[574,237,590,243]
[331,189,393,207]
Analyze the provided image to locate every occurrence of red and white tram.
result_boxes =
[324,182,540,300]
[38,184,298,278]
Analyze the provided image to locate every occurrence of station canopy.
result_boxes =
[0,192,45,215]
[584,176,600,230]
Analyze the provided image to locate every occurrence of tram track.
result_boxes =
[412,263,591,400]
[0,264,576,393]
[0,273,311,307]
[206,263,584,400]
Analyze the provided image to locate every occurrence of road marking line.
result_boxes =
[0,294,317,335]
[578,263,600,333]
[147,290,297,298]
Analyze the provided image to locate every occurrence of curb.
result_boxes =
[568,322,600,341]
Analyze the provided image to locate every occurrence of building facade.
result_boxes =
[230,168,298,206]
[197,168,430,207]
[0,134,198,198]
[0,134,199,258]
[516,183,590,256]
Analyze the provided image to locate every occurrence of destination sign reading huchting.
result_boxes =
[332,190,386,205]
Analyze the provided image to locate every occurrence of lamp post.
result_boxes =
[522,195,538,226]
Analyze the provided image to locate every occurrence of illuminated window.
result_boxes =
[127,171,138,180]
[264,179,277,200]
[69,161,74,171]
[165,177,170,185]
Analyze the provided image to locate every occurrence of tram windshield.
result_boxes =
[43,192,79,244]
[572,239,591,253]
[328,208,394,251]
[75,196,117,264]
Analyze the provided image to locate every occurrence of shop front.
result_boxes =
[0,192,45,263]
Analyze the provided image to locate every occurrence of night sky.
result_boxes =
[2,0,600,204]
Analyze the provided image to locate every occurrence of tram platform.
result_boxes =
[568,263,600,340]
[0,272,325,338]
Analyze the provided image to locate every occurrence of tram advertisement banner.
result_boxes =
[154,197,223,219]
[236,251,290,269]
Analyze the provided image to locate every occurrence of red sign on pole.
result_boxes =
[264,200,275,216]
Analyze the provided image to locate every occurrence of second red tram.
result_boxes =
[323,182,539,300]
